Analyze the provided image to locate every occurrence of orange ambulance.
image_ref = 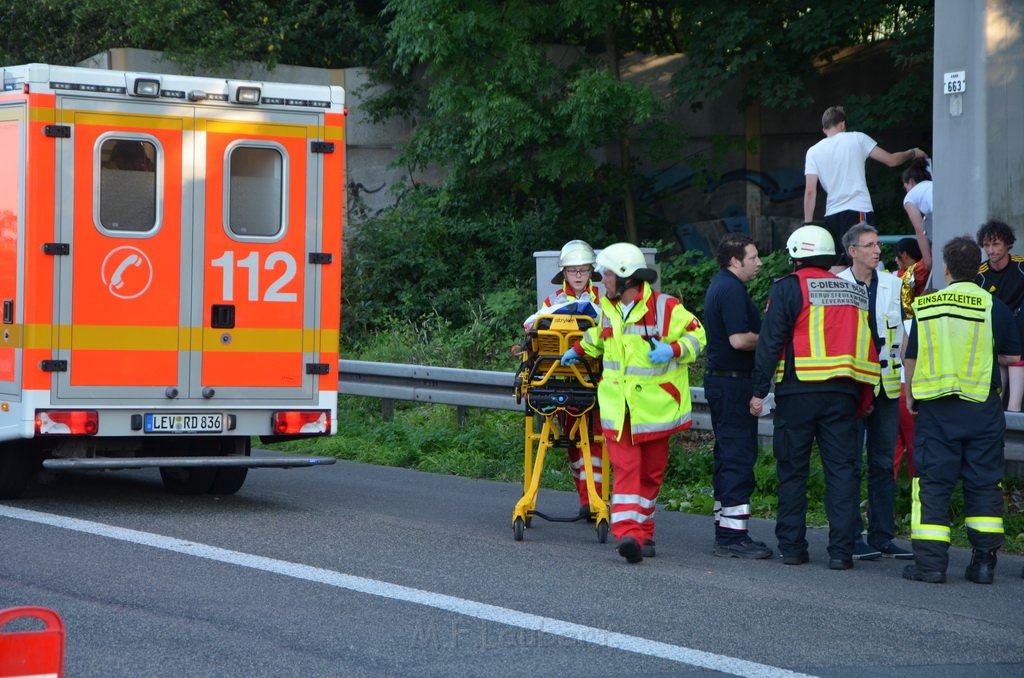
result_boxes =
[0,63,344,497]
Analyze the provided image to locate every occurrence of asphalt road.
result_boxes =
[1,452,1022,677]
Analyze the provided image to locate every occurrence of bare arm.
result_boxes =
[803,174,818,222]
[904,203,933,272]
[904,201,925,233]
[728,331,758,351]
[870,146,924,168]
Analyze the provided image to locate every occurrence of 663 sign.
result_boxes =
[943,70,966,95]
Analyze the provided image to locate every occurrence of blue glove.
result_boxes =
[561,347,581,366]
[648,339,674,364]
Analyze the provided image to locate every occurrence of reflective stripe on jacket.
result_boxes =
[580,283,706,444]
[911,281,994,402]
[776,267,880,386]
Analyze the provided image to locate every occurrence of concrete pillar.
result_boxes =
[933,0,1024,282]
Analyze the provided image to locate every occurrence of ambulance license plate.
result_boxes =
[144,413,223,433]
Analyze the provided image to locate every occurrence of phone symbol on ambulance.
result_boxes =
[101,246,153,299]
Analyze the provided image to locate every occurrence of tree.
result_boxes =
[343,1,934,341]
[368,0,682,244]
[671,2,933,130]
[0,1,387,71]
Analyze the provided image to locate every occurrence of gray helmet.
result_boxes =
[551,239,599,284]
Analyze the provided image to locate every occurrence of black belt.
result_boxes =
[707,370,752,379]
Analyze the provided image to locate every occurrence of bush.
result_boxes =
[341,186,615,347]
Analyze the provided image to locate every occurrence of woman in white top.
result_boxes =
[902,157,932,238]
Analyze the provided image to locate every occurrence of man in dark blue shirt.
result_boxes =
[703,234,773,559]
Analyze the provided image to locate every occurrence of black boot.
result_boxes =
[964,549,997,585]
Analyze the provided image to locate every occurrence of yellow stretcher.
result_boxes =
[512,314,610,543]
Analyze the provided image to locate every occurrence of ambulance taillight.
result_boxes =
[272,411,330,435]
[36,411,99,435]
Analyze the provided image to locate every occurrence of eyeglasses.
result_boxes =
[854,242,881,250]
[564,267,593,276]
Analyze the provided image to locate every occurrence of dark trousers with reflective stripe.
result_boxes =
[706,374,759,544]
[773,391,860,560]
[912,392,1005,573]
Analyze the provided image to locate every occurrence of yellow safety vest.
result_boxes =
[580,283,706,444]
[910,282,994,403]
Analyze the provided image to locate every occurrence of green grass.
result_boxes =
[266,396,1024,554]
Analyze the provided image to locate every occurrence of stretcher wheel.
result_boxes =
[524,516,532,528]
[513,518,525,541]
[596,521,609,543]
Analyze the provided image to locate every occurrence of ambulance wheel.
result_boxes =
[209,467,248,495]
[0,444,32,499]
[513,518,525,541]
[159,466,216,495]
[596,521,609,543]
[209,438,249,494]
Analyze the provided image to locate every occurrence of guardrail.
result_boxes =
[337,359,1024,475]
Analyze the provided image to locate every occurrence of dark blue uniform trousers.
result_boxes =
[706,374,759,543]
[912,392,1005,573]
[773,391,861,560]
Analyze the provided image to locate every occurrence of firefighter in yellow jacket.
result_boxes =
[903,235,1021,584]
[561,243,706,563]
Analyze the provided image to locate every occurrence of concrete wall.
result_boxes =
[341,67,447,218]
[616,44,924,257]
[80,47,344,85]
[81,42,953,261]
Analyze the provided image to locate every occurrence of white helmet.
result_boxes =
[595,243,657,283]
[786,225,836,259]
[551,240,598,283]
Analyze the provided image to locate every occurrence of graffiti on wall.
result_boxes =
[641,165,806,256]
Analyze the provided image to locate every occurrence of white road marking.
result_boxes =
[0,505,814,678]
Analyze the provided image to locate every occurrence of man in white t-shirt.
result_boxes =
[804,106,925,263]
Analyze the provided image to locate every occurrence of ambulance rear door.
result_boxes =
[53,97,188,401]
[194,108,323,402]
[0,101,25,399]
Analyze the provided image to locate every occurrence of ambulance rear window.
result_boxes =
[227,146,283,237]
[99,139,157,232]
